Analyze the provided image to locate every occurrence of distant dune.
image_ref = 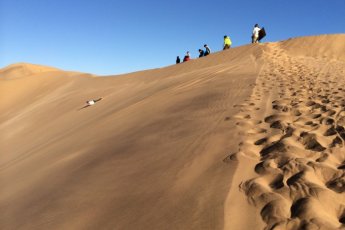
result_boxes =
[0,63,61,79]
[0,34,345,230]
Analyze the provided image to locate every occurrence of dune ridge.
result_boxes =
[0,34,345,230]
[0,63,62,79]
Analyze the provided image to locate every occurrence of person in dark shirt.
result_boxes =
[198,49,205,58]
[176,56,181,64]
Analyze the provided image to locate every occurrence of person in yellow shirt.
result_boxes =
[223,35,232,50]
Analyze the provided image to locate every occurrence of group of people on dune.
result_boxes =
[176,24,264,64]
[176,44,211,63]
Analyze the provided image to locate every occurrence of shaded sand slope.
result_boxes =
[226,34,345,230]
[0,45,262,229]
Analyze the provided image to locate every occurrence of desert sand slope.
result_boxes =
[225,34,345,230]
[0,34,344,230]
[0,45,262,230]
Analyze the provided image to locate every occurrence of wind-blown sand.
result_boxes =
[1,34,345,229]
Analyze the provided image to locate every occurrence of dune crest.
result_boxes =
[0,63,61,79]
[1,34,345,230]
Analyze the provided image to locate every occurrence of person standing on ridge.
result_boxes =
[183,51,191,62]
[252,24,261,43]
[223,35,232,50]
[198,49,205,58]
[204,44,211,56]
[176,56,181,64]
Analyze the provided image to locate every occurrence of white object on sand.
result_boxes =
[87,100,95,105]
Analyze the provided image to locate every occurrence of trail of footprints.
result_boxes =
[232,44,345,229]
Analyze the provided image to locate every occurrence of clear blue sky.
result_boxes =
[1,0,344,75]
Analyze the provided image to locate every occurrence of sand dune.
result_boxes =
[1,34,345,229]
[0,63,62,79]
[228,34,345,230]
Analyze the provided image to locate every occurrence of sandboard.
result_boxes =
[79,97,104,110]
[258,27,266,41]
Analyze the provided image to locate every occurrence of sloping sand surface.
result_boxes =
[226,34,345,230]
[0,45,261,229]
[1,34,344,229]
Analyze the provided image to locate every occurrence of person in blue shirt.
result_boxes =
[204,44,211,56]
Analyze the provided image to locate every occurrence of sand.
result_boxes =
[0,34,344,229]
